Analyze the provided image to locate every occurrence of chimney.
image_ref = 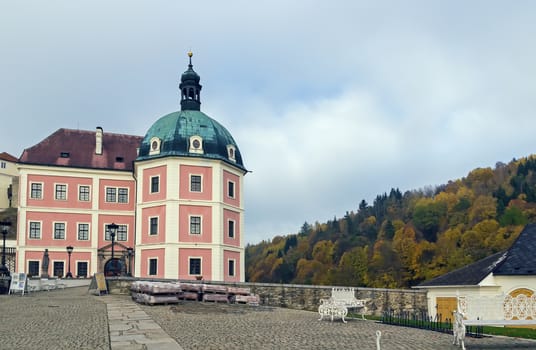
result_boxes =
[96,127,103,155]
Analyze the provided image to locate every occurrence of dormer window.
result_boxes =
[149,137,161,156]
[227,145,236,162]
[115,157,124,162]
[60,152,70,158]
[189,136,203,154]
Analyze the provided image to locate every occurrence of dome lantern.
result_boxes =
[179,51,202,111]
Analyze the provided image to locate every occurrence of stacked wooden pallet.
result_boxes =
[130,281,182,305]
[202,284,229,303]
[130,281,260,306]
[179,283,202,301]
[228,287,259,305]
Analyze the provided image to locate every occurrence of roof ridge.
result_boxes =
[59,127,143,138]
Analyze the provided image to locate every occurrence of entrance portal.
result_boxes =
[104,258,125,276]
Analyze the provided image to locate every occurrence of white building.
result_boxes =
[415,223,536,320]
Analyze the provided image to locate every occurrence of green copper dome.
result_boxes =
[137,53,246,171]
[137,110,245,171]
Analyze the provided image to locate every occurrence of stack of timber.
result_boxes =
[228,287,260,305]
[202,284,229,303]
[130,281,182,305]
[130,281,260,306]
[179,283,203,301]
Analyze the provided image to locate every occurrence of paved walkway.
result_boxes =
[104,295,183,350]
[0,286,536,349]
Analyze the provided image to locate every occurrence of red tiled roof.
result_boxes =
[19,128,143,171]
[0,152,18,162]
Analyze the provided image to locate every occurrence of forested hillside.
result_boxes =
[245,156,536,288]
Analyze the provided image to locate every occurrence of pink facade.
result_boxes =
[223,170,240,207]
[142,165,167,202]
[223,250,241,282]
[98,179,136,211]
[139,248,165,278]
[140,205,166,244]
[98,214,135,248]
[223,208,240,246]
[179,165,213,200]
[25,211,93,247]
[24,250,92,278]
[178,205,213,243]
[178,248,212,280]
[27,174,93,210]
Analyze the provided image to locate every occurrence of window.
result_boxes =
[190,216,201,235]
[227,145,236,162]
[150,176,159,193]
[106,187,116,202]
[228,181,235,199]
[150,217,158,235]
[149,258,157,275]
[149,137,161,155]
[79,186,90,201]
[77,262,88,278]
[0,161,5,169]
[29,222,41,239]
[28,261,40,277]
[54,223,66,239]
[118,188,128,203]
[189,258,201,275]
[228,260,235,277]
[78,223,89,240]
[228,220,235,238]
[30,183,42,199]
[190,175,202,192]
[53,261,64,278]
[189,136,204,154]
[117,225,127,241]
[55,184,67,200]
[105,224,127,241]
[106,187,128,203]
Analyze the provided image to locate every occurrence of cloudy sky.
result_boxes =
[2,1,536,244]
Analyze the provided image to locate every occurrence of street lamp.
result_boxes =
[107,223,119,276]
[0,220,11,277]
[126,247,134,277]
[66,245,74,278]
[107,223,118,259]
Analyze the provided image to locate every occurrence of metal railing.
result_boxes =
[381,309,483,338]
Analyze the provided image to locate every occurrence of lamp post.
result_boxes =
[66,245,73,278]
[0,220,11,277]
[107,223,119,276]
[126,247,134,277]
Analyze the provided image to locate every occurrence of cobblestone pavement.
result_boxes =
[0,287,109,350]
[1,287,536,350]
[139,301,536,350]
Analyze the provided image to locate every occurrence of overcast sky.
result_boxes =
[2,1,536,244]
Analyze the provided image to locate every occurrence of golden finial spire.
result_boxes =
[188,51,193,66]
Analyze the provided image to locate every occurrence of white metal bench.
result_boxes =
[331,287,367,319]
[318,287,367,323]
[318,298,349,323]
[453,293,536,350]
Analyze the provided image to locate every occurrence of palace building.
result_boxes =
[15,53,247,281]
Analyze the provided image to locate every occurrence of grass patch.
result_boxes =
[371,313,536,341]
[481,326,536,339]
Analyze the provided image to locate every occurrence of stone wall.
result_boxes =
[105,277,427,316]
